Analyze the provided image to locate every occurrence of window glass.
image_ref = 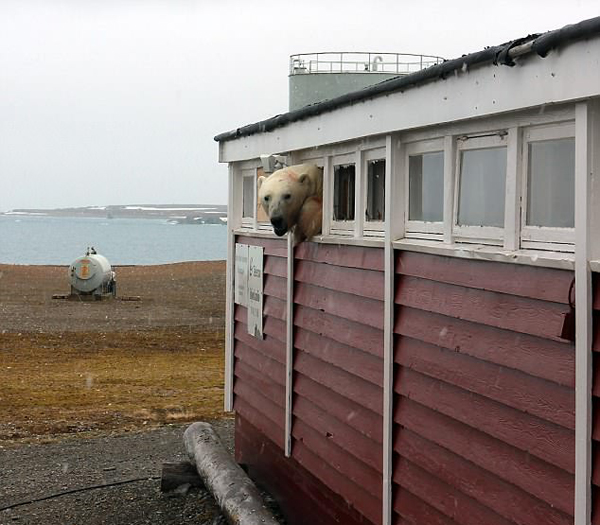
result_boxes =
[333,164,355,221]
[242,176,254,219]
[409,151,443,222]
[366,160,385,222]
[457,147,506,227]
[527,138,574,228]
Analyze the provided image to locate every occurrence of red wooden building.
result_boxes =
[216,17,600,525]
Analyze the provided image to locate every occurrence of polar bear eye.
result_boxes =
[263,195,270,202]
[283,193,291,200]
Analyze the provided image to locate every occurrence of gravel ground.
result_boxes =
[0,420,234,525]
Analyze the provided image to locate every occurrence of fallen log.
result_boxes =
[183,422,280,525]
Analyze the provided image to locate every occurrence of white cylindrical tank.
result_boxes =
[69,250,116,295]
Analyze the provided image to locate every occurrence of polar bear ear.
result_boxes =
[298,172,314,193]
[257,176,267,189]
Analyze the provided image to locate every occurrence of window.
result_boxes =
[521,122,575,249]
[457,147,507,227]
[242,173,255,219]
[409,152,443,222]
[366,160,385,222]
[333,164,355,221]
[527,138,574,228]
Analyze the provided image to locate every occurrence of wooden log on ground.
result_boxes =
[183,422,280,525]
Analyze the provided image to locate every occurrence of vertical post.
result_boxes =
[355,149,365,238]
[574,102,593,525]
[504,127,521,251]
[284,232,295,457]
[443,135,455,244]
[322,156,332,236]
[383,134,404,525]
[224,164,238,412]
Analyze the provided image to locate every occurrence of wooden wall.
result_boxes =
[233,237,385,525]
[393,251,576,525]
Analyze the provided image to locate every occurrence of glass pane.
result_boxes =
[527,138,575,228]
[242,176,254,218]
[408,151,443,222]
[333,164,355,221]
[366,160,385,222]
[458,147,506,227]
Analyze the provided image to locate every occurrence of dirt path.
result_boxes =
[0,421,234,525]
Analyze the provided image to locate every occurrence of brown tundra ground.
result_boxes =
[0,261,227,444]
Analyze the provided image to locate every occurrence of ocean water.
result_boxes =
[0,215,227,265]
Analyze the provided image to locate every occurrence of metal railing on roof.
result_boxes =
[289,52,445,76]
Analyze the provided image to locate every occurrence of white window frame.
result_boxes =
[453,132,509,245]
[240,168,258,230]
[520,121,575,251]
[330,152,357,236]
[404,138,445,240]
[363,147,386,238]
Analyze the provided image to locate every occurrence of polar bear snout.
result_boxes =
[270,215,288,236]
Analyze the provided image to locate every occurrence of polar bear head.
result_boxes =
[257,164,322,237]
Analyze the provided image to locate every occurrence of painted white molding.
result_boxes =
[574,101,593,525]
[504,127,521,251]
[382,134,403,525]
[284,233,295,457]
[219,38,600,162]
[224,165,237,412]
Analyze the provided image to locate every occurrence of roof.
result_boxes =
[215,16,600,143]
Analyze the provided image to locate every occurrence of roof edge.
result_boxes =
[215,16,600,143]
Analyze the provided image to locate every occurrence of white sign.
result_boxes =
[247,245,264,339]
[234,243,249,306]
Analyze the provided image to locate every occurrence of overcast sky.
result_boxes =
[0,1,598,211]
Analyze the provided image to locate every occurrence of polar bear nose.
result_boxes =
[270,216,287,236]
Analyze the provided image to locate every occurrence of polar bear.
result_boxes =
[257,164,323,244]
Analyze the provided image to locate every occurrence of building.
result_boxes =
[215,17,600,525]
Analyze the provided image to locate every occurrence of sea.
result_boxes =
[0,215,227,265]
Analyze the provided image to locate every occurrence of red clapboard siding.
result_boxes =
[395,275,571,341]
[396,250,573,304]
[393,455,515,525]
[593,274,600,525]
[395,397,574,515]
[292,439,382,525]
[295,259,384,300]
[234,355,285,396]
[264,255,287,278]
[393,488,458,525]
[395,427,573,525]
[236,414,374,525]
[295,241,385,271]
[393,251,575,525]
[294,282,384,330]
[234,323,286,365]
[295,350,382,415]
[293,394,383,474]
[395,306,575,388]
[395,366,574,473]
[396,335,575,429]
[294,374,383,443]
[234,397,285,450]
[292,418,382,498]
[236,235,288,257]
[295,304,384,358]
[264,273,287,300]
[294,327,383,386]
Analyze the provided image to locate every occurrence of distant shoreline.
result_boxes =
[0,203,227,223]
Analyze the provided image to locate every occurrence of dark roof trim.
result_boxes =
[215,16,600,143]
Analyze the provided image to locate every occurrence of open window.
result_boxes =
[241,169,256,226]
[453,133,508,244]
[331,155,356,234]
[363,147,386,237]
[405,139,444,239]
[520,122,575,250]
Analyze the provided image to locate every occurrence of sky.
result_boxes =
[0,0,598,211]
